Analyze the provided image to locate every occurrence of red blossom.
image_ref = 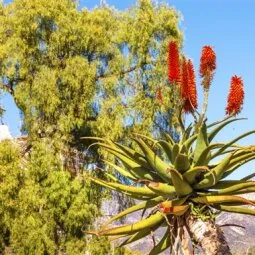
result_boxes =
[168,41,180,84]
[185,60,198,113]
[181,57,189,100]
[181,58,198,113]
[199,45,216,78]
[156,87,163,103]
[226,76,244,115]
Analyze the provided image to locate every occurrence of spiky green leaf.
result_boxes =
[169,168,193,197]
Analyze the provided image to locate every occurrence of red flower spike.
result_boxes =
[185,60,198,113]
[199,45,216,78]
[168,41,180,84]
[181,58,198,113]
[156,87,163,104]
[181,57,189,101]
[226,76,244,115]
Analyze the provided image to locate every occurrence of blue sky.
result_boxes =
[2,0,255,179]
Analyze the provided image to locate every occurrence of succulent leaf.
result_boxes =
[223,153,255,178]
[133,133,158,143]
[146,181,176,197]
[165,133,175,145]
[183,133,198,151]
[241,172,255,181]
[232,187,255,195]
[212,205,255,216]
[229,149,255,167]
[102,196,164,229]
[148,227,171,255]
[104,148,161,181]
[88,176,157,198]
[193,122,209,164]
[209,181,255,195]
[119,223,161,247]
[207,115,235,128]
[183,166,209,184]
[169,168,193,196]
[103,160,138,181]
[194,143,223,166]
[192,195,255,207]
[113,142,152,168]
[171,143,180,163]
[181,123,193,143]
[211,180,244,189]
[194,154,231,189]
[157,140,173,163]
[133,137,173,183]
[98,142,151,170]
[105,172,119,182]
[212,130,255,159]
[180,144,188,154]
[174,153,190,173]
[208,117,246,142]
[98,211,164,236]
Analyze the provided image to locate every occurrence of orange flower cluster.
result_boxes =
[181,58,198,113]
[165,41,245,116]
[181,58,189,99]
[226,76,244,115]
[168,41,180,84]
[199,45,216,77]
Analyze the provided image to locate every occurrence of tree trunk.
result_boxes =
[186,215,231,255]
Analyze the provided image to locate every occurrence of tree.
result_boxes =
[0,0,182,145]
[0,0,182,254]
[88,44,255,255]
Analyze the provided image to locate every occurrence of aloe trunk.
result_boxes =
[186,215,231,255]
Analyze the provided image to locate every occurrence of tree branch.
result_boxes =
[95,61,151,81]
[0,84,14,95]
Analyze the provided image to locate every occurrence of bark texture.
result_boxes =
[186,215,231,255]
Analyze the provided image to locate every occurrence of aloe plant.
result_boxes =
[84,44,254,254]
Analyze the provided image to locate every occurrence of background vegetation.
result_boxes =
[0,0,182,254]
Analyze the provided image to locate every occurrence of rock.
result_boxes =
[216,193,255,254]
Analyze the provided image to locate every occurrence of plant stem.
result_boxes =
[195,87,209,133]
[186,214,232,255]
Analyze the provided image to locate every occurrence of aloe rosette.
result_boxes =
[84,44,254,254]
[85,116,255,254]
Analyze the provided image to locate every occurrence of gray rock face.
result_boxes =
[216,193,255,254]
[217,212,255,254]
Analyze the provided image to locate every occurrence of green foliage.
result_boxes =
[0,141,23,253]
[0,137,141,255]
[0,0,182,145]
[0,140,104,254]
[0,0,183,253]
